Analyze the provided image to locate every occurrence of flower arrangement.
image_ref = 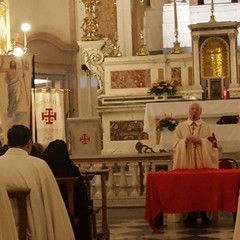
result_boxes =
[156,114,179,132]
[148,80,177,96]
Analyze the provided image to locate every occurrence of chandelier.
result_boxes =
[8,23,31,56]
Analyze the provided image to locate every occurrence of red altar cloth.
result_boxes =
[145,169,240,229]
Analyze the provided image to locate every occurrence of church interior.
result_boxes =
[1,0,240,239]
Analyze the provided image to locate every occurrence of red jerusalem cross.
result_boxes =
[42,108,57,124]
[80,134,90,144]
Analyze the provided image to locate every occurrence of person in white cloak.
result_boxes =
[173,102,219,227]
[0,184,19,240]
[0,124,75,240]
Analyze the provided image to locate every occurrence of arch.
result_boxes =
[27,32,79,117]
[27,32,79,73]
[28,32,78,52]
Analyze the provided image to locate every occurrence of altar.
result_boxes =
[143,99,240,154]
[145,168,240,230]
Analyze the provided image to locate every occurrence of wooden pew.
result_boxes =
[56,177,79,218]
[8,188,31,240]
[56,170,109,240]
[82,169,109,240]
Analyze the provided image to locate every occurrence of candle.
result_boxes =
[223,87,228,100]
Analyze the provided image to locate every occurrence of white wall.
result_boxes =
[8,0,71,44]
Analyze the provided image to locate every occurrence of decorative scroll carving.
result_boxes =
[82,48,104,95]
[135,141,155,154]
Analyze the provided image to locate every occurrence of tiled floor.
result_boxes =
[109,217,234,240]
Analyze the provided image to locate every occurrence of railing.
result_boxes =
[72,153,173,202]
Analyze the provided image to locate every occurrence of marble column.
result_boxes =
[229,31,239,88]
[192,35,201,88]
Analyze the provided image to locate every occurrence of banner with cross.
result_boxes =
[67,117,102,157]
[32,89,66,146]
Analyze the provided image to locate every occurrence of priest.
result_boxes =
[173,102,219,169]
[173,102,219,227]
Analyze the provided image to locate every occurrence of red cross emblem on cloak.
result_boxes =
[80,134,90,144]
[42,108,57,124]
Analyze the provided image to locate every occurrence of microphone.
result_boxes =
[191,115,196,135]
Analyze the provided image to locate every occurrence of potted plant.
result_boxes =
[156,114,178,145]
[148,80,177,100]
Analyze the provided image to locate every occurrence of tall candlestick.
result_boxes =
[174,0,178,32]
[140,0,144,31]
[114,0,117,32]
[136,0,148,56]
[111,0,122,57]
[171,0,182,54]
[209,0,216,22]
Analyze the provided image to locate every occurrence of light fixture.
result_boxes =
[34,79,51,85]
[12,47,24,56]
[8,22,31,56]
[21,23,31,51]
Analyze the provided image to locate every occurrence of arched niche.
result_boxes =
[200,36,230,99]
[27,32,79,116]
[201,37,229,78]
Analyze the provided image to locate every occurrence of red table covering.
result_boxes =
[145,168,240,229]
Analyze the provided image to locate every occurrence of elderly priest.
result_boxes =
[173,103,219,227]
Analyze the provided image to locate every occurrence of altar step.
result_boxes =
[108,206,145,221]
[106,206,233,222]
